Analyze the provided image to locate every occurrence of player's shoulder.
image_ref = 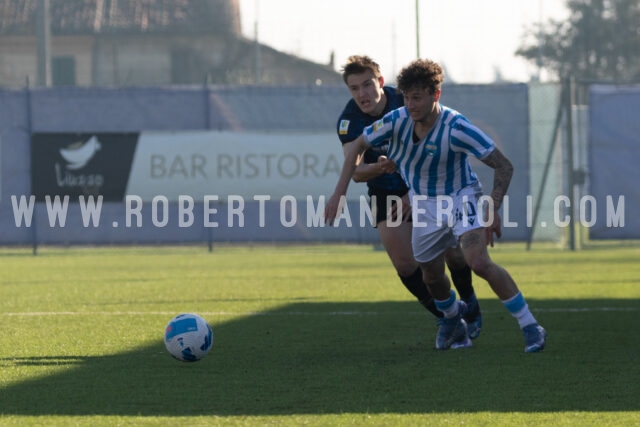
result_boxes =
[383,86,404,111]
[337,98,367,141]
[338,97,363,121]
[441,105,469,128]
[441,104,462,118]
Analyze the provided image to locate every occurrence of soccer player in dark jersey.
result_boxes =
[336,55,482,338]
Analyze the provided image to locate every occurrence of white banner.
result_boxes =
[125,131,368,202]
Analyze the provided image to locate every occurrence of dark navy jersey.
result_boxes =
[336,86,408,193]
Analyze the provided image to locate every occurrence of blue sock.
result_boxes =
[434,290,459,318]
[503,292,537,328]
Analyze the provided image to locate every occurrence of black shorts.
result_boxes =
[369,188,410,226]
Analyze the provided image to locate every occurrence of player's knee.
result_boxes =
[394,260,419,277]
[468,257,494,280]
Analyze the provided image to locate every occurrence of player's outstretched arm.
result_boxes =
[480,148,514,246]
[350,152,398,183]
[325,134,369,225]
[347,142,376,183]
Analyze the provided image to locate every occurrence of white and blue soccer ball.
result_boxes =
[164,313,213,362]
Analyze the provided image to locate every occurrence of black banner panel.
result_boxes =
[31,133,139,201]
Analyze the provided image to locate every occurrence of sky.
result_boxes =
[238,0,570,84]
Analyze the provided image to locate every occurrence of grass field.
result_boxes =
[1,243,639,426]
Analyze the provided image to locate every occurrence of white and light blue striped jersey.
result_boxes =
[363,105,495,197]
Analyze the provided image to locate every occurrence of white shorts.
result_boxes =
[410,185,485,263]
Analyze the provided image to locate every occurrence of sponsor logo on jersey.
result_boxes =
[339,120,350,135]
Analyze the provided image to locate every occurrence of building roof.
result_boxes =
[0,0,241,36]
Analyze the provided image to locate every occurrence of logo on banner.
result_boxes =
[55,135,105,189]
[59,136,101,170]
[31,132,139,201]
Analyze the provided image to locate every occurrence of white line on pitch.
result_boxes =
[1,307,637,317]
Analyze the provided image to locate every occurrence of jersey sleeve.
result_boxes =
[362,112,394,148]
[336,105,364,145]
[450,116,496,160]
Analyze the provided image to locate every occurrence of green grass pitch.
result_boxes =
[1,243,639,426]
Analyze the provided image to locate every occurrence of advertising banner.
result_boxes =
[31,133,139,201]
[125,131,366,201]
[31,131,367,202]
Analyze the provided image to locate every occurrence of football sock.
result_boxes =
[419,298,443,318]
[434,290,459,318]
[503,292,537,328]
[399,268,443,318]
[449,265,474,301]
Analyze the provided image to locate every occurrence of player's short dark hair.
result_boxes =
[396,59,444,94]
[341,55,382,84]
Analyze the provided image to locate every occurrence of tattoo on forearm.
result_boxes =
[482,149,514,209]
[492,168,511,207]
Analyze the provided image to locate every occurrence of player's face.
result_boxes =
[346,70,385,116]
[403,87,440,123]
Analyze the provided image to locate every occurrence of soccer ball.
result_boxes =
[164,313,213,362]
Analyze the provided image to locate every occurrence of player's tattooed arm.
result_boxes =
[481,148,514,210]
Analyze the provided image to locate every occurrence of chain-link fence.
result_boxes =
[1,81,639,249]
[528,79,640,249]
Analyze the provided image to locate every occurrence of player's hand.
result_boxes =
[324,193,344,226]
[484,207,502,247]
[378,156,397,174]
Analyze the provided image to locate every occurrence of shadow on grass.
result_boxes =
[1,299,638,416]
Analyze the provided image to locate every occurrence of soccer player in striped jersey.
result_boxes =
[326,59,546,353]
[336,55,482,338]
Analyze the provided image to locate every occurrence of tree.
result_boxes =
[517,0,640,82]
